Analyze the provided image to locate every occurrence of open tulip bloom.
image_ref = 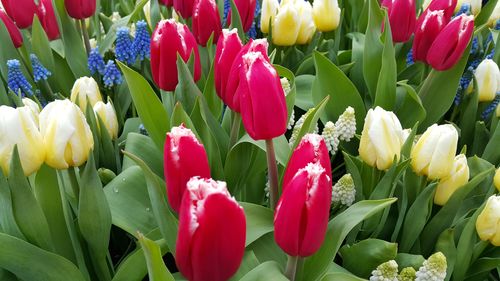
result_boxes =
[1,0,500,280]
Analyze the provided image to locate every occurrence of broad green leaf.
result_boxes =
[0,171,23,239]
[436,229,457,281]
[238,261,289,281]
[395,253,425,270]
[475,0,499,27]
[247,233,287,266]
[363,0,384,100]
[202,62,222,119]
[482,121,500,164]
[291,96,330,150]
[175,54,203,113]
[240,202,274,246]
[321,273,366,281]
[459,86,479,149]
[31,16,55,71]
[229,0,245,39]
[0,23,29,82]
[138,234,175,281]
[396,83,426,128]
[229,251,260,280]
[122,133,164,178]
[374,14,397,110]
[233,134,290,166]
[275,64,297,121]
[340,239,398,278]
[295,75,315,111]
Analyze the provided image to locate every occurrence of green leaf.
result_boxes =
[298,198,397,281]
[31,16,55,71]
[321,272,366,281]
[238,261,289,281]
[363,0,384,100]
[122,133,164,178]
[475,0,498,27]
[436,229,457,281]
[340,239,398,278]
[274,64,297,121]
[229,0,245,40]
[395,82,426,128]
[459,86,479,149]
[395,253,425,270]
[175,54,203,113]
[482,121,500,164]
[0,170,23,239]
[202,62,223,119]
[0,233,86,281]
[229,251,260,280]
[240,202,274,246]
[291,96,330,150]
[374,14,397,110]
[118,61,170,150]
[138,234,175,281]
[295,75,315,111]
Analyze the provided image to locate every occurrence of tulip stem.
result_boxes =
[229,112,241,148]
[265,139,279,210]
[80,19,91,55]
[285,255,299,281]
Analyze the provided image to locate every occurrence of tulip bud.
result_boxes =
[151,19,201,91]
[238,52,288,140]
[474,59,500,102]
[296,1,316,45]
[226,0,257,32]
[0,106,45,176]
[455,0,481,16]
[359,107,406,170]
[70,76,103,111]
[164,125,211,213]
[434,154,469,206]
[192,0,222,46]
[426,0,458,19]
[426,14,474,71]
[1,0,37,29]
[476,195,500,246]
[271,3,300,46]
[260,0,279,33]
[37,0,60,40]
[494,167,500,192]
[282,134,331,190]
[381,0,416,43]
[93,101,119,139]
[214,29,243,109]
[0,9,22,47]
[173,0,195,18]
[275,162,332,257]
[411,124,458,180]
[39,99,94,169]
[64,0,96,19]
[312,0,341,32]
[176,177,246,281]
[413,10,447,62]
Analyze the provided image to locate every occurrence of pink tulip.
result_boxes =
[151,19,201,91]
[413,10,447,62]
[164,125,210,213]
[38,0,60,40]
[176,177,246,281]
[160,0,173,6]
[64,0,96,19]
[426,0,457,19]
[0,9,23,48]
[381,0,416,43]
[226,0,257,32]
[274,162,332,257]
[192,0,222,46]
[173,0,195,18]
[1,0,37,29]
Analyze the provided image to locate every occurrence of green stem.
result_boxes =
[229,112,241,148]
[265,139,279,210]
[80,19,91,55]
[67,167,80,200]
[285,255,299,281]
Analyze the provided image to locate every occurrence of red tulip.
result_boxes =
[37,0,60,40]
[413,10,447,62]
[426,14,474,71]
[426,0,457,19]
[176,177,246,281]
[381,0,416,43]
[238,51,287,140]
[151,19,201,91]
[173,0,195,19]
[192,0,222,46]
[164,125,210,213]
[226,0,257,32]
[0,10,23,48]
[64,0,96,19]
[224,39,269,112]
[1,0,37,29]
[160,0,173,6]
[282,134,331,190]
[274,162,332,257]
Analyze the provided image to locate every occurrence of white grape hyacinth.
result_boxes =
[321,121,340,154]
[289,108,318,146]
[332,174,356,206]
[370,260,399,281]
[335,106,356,141]
[415,252,447,281]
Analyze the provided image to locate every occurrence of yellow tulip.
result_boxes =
[39,99,94,169]
[260,0,279,33]
[474,59,500,102]
[359,107,406,170]
[434,154,469,206]
[296,1,316,44]
[476,195,500,246]
[0,106,45,176]
[410,124,458,180]
[455,0,482,16]
[70,77,103,112]
[494,167,500,192]
[312,0,341,32]
[93,101,119,139]
[272,3,300,46]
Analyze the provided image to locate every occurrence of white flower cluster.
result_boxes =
[289,108,319,146]
[332,174,355,206]
[370,260,399,281]
[281,77,291,96]
[335,106,356,141]
[321,121,339,153]
[398,267,416,281]
[288,110,295,130]
[415,252,447,281]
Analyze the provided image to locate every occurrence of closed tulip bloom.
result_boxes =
[0,106,45,176]
[382,0,416,43]
[70,76,103,111]
[37,0,60,40]
[0,10,22,47]
[359,107,406,170]
[1,0,37,28]
[455,0,481,15]
[425,0,457,19]
[173,0,195,18]
[238,52,288,140]
[476,195,500,246]
[494,168,500,192]
[312,0,341,32]
[192,0,222,46]
[434,154,469,205]
[272,3,300,46]
[260,0,279,33]
[474,59,500,102]
[22,98,41,125]
[411,124,458,180]
[93,101,119,139]
[282,134,331,190]
[296,1,316,44]
[426,14,474,71]
[413,10,447,62]
[275,162,332,257]
[176,177,246,281]
[65,0,96,19]
[151,19,201,91]
[39,99,94,169]
[227,0,257,32]
[214,29,243,109]
[164,125,210,213]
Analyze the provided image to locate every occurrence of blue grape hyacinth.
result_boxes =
[115,27,136,65]
[132,20,151,61]
[103,60,123,88]
[88,47,106,75]
[482,93,500,120]
[30,54,51,82]
[7,59,32,96]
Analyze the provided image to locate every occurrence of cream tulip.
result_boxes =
[22,98,41,125]
[70,77,103,111]
[474,59,500,102]
[488,1,500,27]
[359,107,406,170]
[272,3,300,46]
[312,0,341,32]
[0,106,45,176]
[455,0,481,16]
[296,1,316,44]
[39,99,94,169]
[434,154,469,206]
[93,101,119,139]
[476,195,500,246]
[410,124,458,180]
[260,0,279,34]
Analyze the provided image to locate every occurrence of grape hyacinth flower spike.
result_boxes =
[88,47,106,75]
[132,20,151,61]
[30,54,51,82]
[103,60,123,88]
[7,59,32,97]
[115,27,136,65]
